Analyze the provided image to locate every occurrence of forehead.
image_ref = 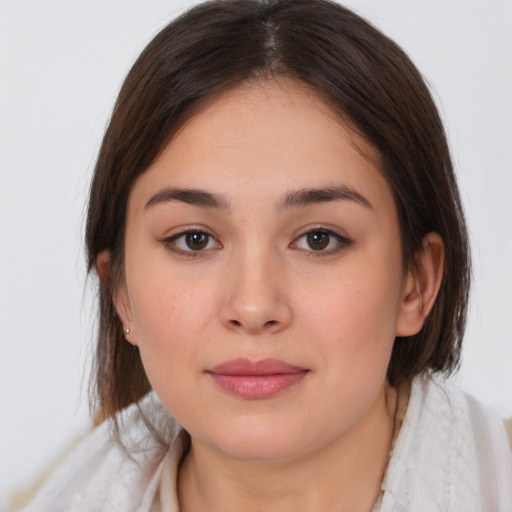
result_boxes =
[168,78,379,167]
[129,78,390,213]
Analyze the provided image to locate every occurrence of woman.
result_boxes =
[21,0,512,511]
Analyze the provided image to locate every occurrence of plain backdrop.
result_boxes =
[1,0,511,507]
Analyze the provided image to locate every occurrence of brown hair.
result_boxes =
[86,0,470,420]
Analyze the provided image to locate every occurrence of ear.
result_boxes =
[96,250,137,344]
[395,232,444,337]
[96,250,111,284]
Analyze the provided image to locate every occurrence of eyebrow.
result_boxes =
[144,187,231,211]
[279,186,372,210]
[144,185,372,212]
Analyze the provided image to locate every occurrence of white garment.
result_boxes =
[378,376,512,511]
[21,375,512,512]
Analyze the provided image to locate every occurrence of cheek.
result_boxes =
[126,261,219,376]
[298,260,402,379]
[306,272,400,342]
[129,256,210,329]
[128,274,219,415]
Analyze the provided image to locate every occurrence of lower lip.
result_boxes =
[209,372,308,399]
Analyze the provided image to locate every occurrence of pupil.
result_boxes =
[186,232,208,250]
[307,232,329,250]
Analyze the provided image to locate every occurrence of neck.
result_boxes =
[178,385,398,512]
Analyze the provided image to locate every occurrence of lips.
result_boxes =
[206,358,309,399]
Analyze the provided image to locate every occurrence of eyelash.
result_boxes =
[164,229,221,258]
[291,228,353,256]
[163,228,352,258]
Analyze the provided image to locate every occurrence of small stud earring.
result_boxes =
[124,328,131,334]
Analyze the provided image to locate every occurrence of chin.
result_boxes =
[217,438,304,463]
[197,420,325,463]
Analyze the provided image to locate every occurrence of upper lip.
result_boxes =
[207,358,308,376]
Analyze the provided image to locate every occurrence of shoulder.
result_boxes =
[411,375,512,469]
[20,393,178,512]
[417,375,512,454]
[380,374,512,512]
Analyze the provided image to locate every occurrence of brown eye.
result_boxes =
[185,232,209,250]
[306,231,330,250]
[165,230,220,256]
[292,228,352,255]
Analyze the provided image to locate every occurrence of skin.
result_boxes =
[112,79,444,512]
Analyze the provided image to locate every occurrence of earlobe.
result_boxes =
[395,232,444,337]
[113,285,137,344]
[113,285,132,327]
[97,250,137,344]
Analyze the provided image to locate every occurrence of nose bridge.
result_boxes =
[220,238,292,334]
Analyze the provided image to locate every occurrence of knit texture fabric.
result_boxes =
[21,375,512,512]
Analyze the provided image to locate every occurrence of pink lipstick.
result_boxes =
[206,358,309,399]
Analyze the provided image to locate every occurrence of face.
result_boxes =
[117,79,417,463]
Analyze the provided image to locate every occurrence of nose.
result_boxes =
[219,249,293,335]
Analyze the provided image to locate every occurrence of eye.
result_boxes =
[165,230,221,256]
[292,229,352,254]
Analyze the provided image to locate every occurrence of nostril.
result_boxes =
[227,319,278,331]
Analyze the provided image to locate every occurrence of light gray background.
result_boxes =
[1,0,511,506]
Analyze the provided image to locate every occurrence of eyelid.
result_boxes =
[162,226,222,258]
[160,224,351,258]
[290,226,353,255]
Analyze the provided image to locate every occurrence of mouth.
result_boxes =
[205,358,310,399]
